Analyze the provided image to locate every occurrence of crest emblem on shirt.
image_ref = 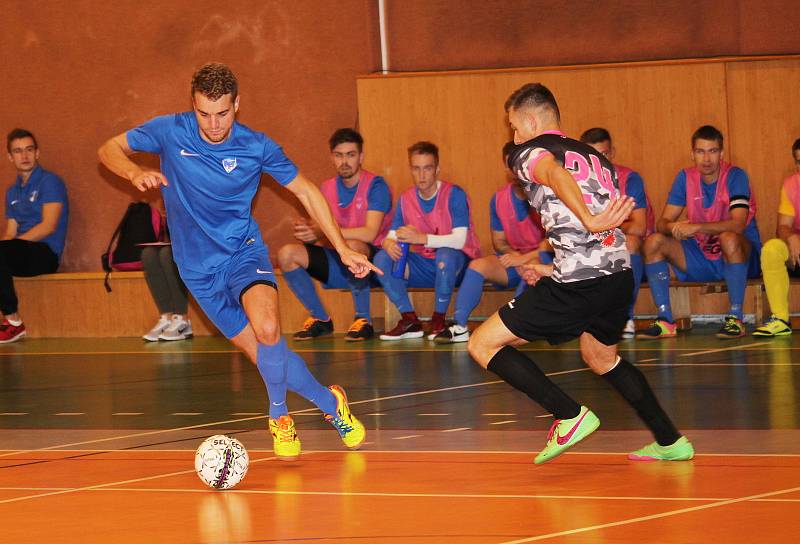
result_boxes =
[222,158,237,173]
[29,190,38,202]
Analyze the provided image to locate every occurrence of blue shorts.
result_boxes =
[405,250,469,287]
[180,243,276,339]
[673,239,761,282]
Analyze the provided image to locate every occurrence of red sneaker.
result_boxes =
[379,312,423,340]
[426,311,447,340]
[0,320,26,344]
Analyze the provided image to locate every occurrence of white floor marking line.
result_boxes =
[0,453,287,505]
[483,413,516,416]
[392,435,423,440]
[535,414,554,418]
[112,413,143,416]
[365,413,386,416]
[637,358,658,362]
[498,484,800,544]
[418,413,450,416]
[170,412,203,416]
[489,420,517,425]
[54,413,85,416]
[0,413,27,416]
[230,412,262,416]
[680,341,769,357]
[0,369,591,459]
[441,427,471,433]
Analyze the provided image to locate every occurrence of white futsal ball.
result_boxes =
[195,435,249,490]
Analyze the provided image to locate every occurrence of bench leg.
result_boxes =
[670,286,692,331]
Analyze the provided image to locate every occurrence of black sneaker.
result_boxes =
[716,315,744,339]
[293,317,334,341]
[344,318,374,342]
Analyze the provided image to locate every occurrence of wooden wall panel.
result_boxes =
[358,62,731,254]
[726,59,800,242]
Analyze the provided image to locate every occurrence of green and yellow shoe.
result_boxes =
[628,436,695,461]
[753,315,792,337]
[534,406,600,465]
[325,385,366,449]
[269,415,301,461]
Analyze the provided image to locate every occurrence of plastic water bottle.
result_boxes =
[392,242,410,278]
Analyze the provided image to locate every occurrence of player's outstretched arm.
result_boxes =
[533,154,633,233]
[286,173,382,278]
[98,133,167,192]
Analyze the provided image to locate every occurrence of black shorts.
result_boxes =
[304,243,378,284]
[498,269,633,346]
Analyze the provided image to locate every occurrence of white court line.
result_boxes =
[441,427,471,433]
[483,413,516,416]
[498,484,800,543]
[489,420,517,425]
[170,412,202,416]
[680,341,769,357]
[230,412,262,416]
[112,413,143,416]
[392,435,423,440]
[637,358,658,363]
[418,413,450,416]
[54,413,85,416]
[0,372,564,459]
[0,413,27,416]
[0,452,286,505]
[365,413,386,416]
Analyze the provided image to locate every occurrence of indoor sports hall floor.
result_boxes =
[1,328,799,543]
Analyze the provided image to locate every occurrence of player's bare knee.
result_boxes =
[277,244,301,271]
[719,231,745,261]
[467,331,494,368]
[626,234,643,255]
[254,322,281,346]
[469,257,489,275]
[582,354,616,375]
[642,233,666,261]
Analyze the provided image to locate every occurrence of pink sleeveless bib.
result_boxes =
[399,180,481,259]
[685,162,756,260]
[495,184,544,252]
[615,164,655,236]
[320,170,392,246]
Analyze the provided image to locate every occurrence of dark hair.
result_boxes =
[329,128,363,152]
[580,127,611,145]
[191,63,238,101]
[504,83,560,122]
[6,128,37,153]
[792,138,800,154]
[692,125,724,149]
[408,141,439,164]
[502,141,516,158]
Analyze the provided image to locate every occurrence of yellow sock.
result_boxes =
[761,238,791,322]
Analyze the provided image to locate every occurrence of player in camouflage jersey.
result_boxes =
[467,83,694,464]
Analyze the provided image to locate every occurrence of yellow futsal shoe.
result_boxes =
[753,315,792,337]
[325,385,366,449]
[269,415,301,461]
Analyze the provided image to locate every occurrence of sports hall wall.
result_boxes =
[2,1,799,273]
[356,57,800,252]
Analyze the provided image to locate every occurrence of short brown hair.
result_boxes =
[407,141,439,164]
[191,63,238,100]
[7,128,37,153]
[504,83,560,122]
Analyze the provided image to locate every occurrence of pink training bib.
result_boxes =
[399,180,481,259]
[494,184,544,252]
[782,173,800,233]
[320,170,392,246]
[684,162,756,260]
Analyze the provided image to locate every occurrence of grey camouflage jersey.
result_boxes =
[507,133,629,282]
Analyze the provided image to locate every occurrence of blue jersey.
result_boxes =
[5,165,69,257]
[390,184,470,230]
[624,171,648,210]
[126,112,298,272]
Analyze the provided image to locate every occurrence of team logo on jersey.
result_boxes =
[29,190,38,202]
[222,158,237,173]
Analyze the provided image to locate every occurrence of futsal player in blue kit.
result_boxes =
[98,63,377,460]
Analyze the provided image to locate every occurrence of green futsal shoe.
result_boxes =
[534,406,600,465]
[628,436,695,461]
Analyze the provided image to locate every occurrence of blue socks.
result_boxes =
[283,268,329,321]
[723,262,748,320]
[645,260,673,322]
[454,268,485,326]
[374,250,414,313]
[256,338,289,419]
[349,275,371,321]
[434,248,468,314]
[286,350,337,415]
[630,253,643,319]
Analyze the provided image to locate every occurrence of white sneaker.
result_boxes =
[143,316,171,342]
[622,319,636,339]
[433,323,470,344]
[159,315,193,341]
